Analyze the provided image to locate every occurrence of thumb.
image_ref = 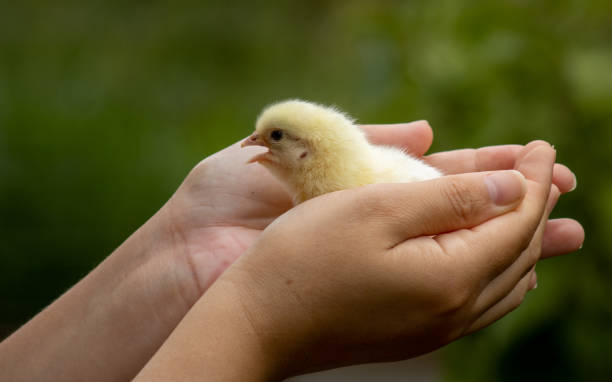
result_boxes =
[361,170,527,245]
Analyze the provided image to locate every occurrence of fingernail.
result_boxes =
[529,272,538,290]
[570,173,577,192]
[485,170,526,206]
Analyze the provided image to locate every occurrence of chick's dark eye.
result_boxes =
[270,129,283,141]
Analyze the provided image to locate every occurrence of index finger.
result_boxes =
[425,145,522,174]
[426,145,576,193]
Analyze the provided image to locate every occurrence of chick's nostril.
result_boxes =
[241,133,264,147]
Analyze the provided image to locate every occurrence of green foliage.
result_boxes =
[1,0,610,380]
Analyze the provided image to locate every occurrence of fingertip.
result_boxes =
[485,170,527,206]
[529,271,538,290]
[412,120,434,155]
[570,172,577,192]
[552,163,577,194]
[531,142,556,157]
[541,218,586,258]
[573,221,586,250]
[525,140,553,149]
[516,142,557,182]
[361,120,433,156]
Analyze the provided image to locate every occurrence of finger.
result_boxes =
[466,268,534,335]
[542,218,585,258]
[517,141,556,186]
[546,184,561,215]
[472,184,559,314]
[552,163,577,193]
[425,145,576,193]
[360,121,433,157]
[424,142,556,281]
[361,170,526,246]
[425,145,522,174]
[529,269,538,290]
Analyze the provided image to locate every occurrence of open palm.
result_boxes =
[167,122,581,292]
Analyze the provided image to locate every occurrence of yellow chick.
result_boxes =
[241,99,442,204]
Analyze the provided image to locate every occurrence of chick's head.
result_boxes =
[241,99,364,174]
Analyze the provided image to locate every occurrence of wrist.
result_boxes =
[135,274,281,381]
[121,201,201,321]
[74,203,202,378]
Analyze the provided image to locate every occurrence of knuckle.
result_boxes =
[437,279,473,315]
[441,179,482,223]
[446,291,472,313]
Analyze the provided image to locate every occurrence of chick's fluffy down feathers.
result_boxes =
[243,100,442,204]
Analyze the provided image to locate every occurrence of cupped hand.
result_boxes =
[223,142,560,376]
[164,122,583,303]
[364,122,584,257]
[138,141,570,381]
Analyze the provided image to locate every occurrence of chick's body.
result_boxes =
[242,100,441,204]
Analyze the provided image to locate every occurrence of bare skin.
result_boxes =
[134,141,569,381]
[0,122,584,381]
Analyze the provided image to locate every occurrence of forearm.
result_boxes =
[0,206,198,381]
[134,276,277,382]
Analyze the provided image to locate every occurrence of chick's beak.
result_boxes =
[241,133,266,148]
[241,133,272,164]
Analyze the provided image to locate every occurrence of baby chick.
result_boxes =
[242,100,442,204]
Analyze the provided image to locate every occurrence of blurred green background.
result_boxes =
[1,0,611,380]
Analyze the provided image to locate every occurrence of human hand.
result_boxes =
[135,141,577,381]
[163,122,582,306]
[225,141,559,377]
[364,123,583,257]
[4,121,582,382]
